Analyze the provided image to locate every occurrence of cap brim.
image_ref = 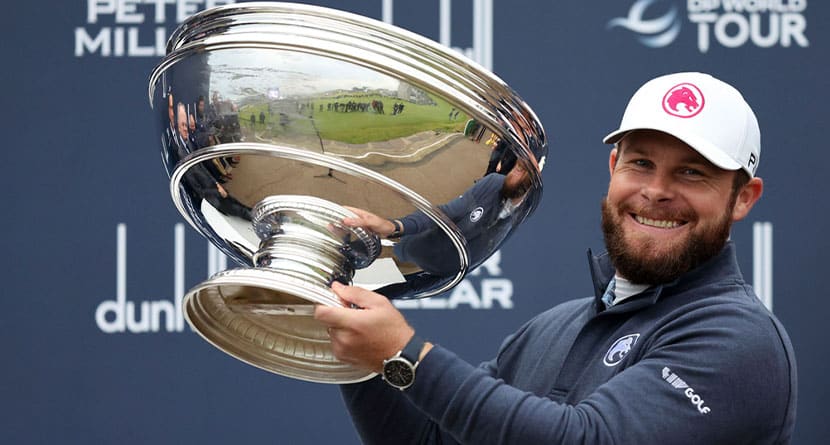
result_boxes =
[602,128,629,145]
[602,126,742,172]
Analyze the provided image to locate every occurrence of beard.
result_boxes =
[501,172,532,200]
[600,197,734,284]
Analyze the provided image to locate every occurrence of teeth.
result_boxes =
[635,215,681,228]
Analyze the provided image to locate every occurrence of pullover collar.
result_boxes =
[587,241,744,314]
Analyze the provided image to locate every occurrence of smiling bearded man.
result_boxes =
[316,73,796,445]
[600,130,749,284]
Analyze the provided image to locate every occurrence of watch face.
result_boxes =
[383,358,414,388]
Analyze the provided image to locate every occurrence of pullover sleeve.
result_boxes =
[398,174,503,235]
[341,299,796,445]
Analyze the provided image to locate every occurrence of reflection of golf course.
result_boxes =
[240,93,467,145]
[315,95,463,144]
[226,92,494,217]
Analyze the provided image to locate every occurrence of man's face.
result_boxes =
[177,105,189,139]
[601,130,754,284]
[502,162,531,199]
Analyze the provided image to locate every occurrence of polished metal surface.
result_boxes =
[149,2,547,383]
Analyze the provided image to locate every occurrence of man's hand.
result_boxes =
[314,282,414,373]
[343,206,397,238]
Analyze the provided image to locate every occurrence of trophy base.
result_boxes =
[183,267,376,384]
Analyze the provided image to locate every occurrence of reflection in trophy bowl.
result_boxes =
[148,2,547,383]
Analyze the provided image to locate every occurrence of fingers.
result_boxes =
[313,283,396,331]
[313,282,413,372]
[331,281,385,309]
[342,207,386,232]
[313,283,380,326]
[313,302,354,330]
[342,207,372,223]
[341,216,362,228]
[343,205,367,216]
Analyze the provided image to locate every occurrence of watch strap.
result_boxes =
[400,334,425,365]
[388,219,403,238]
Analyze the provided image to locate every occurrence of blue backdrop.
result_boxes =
[3,0,827,443]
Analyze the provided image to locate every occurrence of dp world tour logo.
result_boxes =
[662,83,704,118]
[607,0,681,48]
[608,0,810,53]
[604,333,640,366]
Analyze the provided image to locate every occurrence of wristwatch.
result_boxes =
[382,335,425,390]
[387,219,403,238]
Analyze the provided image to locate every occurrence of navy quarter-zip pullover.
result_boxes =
[341,242,797,444]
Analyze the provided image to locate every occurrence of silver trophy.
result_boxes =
[148,2,546,383]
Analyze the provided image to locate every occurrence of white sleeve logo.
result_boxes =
[662,366,711,415]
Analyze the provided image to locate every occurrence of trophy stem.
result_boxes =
[180,195,383,383]
[252,194,381,279]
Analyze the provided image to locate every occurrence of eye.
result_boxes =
[679,167,711,181]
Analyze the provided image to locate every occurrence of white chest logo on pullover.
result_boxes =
[603,333,640,366]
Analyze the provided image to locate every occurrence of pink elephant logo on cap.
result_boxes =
[662,83,704,118]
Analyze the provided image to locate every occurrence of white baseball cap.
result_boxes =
[603,72,760,177]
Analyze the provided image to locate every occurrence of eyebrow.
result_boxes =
[620,144,714,169]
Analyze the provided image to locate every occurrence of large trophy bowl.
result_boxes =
[149,2,547,383]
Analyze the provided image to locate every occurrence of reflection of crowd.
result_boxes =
[248,111,266,128]
[165,89,250,221]
[246,104,296,131]
[325,100,387,114]
[318,99,409,116]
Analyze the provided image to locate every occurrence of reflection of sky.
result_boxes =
[209,49,400,101]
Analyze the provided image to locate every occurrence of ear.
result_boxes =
[731,177,764,221]
[609,148,619,176]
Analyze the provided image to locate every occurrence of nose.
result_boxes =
[640,172,676,202]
